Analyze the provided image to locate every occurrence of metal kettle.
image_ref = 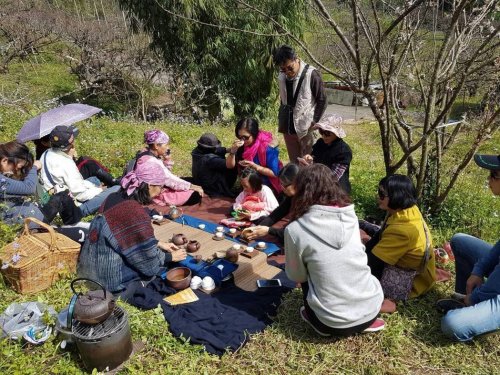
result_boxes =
[69,278,116,325]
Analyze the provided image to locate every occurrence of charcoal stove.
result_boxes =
[72,306,132,371]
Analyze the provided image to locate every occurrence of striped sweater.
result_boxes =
[77,191,168,293]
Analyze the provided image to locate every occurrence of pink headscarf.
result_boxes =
[121,156,165,195]
[242,130,282,193]
[144,129,169,145]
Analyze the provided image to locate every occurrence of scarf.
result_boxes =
[121,156,165,195]
[242,131,282,193]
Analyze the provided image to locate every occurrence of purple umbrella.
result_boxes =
[17,104,102,143]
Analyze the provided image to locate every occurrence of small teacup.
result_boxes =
[190,276,202,290]
[202,276,215,290]
[232,244,241,251]
[245,246,254,253]
[257,242,266,249]
[198,224,206,230]
[215,232,224,239]
[229,228,237,234]
[216,226,224,232]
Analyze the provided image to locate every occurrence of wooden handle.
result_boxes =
[23,217,57,250]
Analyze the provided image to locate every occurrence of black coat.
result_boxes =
[191,146,237,198]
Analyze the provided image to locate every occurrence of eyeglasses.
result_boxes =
[165,149,171,156]
[238,135,251,141]
[377,188,387,199]
[318,129,334,137]
[489,171,500,180]
[279,60,296,73]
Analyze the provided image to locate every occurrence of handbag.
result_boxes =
[380,221,431,301]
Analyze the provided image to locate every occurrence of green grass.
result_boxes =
[0,58,499,374]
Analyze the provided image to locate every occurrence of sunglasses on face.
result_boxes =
[165,149,171,156]
[377,188,387,199]
[239,135,251,141]
[319,129,333,137]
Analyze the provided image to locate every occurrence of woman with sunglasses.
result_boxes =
[126,129,204,206]
[365,174,436,303]
[298,114,352,194]
[226,118,283,195]
[0,141,46,224]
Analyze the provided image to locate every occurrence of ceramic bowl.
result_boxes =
[166,267,192,290]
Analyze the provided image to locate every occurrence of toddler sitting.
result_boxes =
[233,168,279,222]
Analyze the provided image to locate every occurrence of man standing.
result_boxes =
[274,45,327,163]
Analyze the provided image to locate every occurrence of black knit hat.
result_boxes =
[474,154,500,171]
[197,133,220,150]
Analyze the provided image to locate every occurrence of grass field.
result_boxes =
[0,59,499,374]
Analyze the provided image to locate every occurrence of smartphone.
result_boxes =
[256,279,282,288]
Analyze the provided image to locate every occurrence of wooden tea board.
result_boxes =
[153,220,281,291]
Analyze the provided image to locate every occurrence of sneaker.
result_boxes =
[299,306,331,337]
[363,318,385,333]
[435,298,466,314]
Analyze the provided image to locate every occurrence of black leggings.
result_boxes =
[301,282,377,336]
[183,191,202,206]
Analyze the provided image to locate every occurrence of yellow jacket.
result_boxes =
[372,205,436,298]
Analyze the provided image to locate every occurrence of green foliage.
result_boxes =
[119,0,308,118]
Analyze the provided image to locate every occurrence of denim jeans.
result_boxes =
[441,295,500,341]
[450,233,493,294]
[441,233,500,341]
[79,185,120,217]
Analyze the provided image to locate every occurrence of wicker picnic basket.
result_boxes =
[0,217,81,294]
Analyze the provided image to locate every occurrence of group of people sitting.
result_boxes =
[0,113,498,342]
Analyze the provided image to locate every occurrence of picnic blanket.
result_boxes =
[129,271,294,356]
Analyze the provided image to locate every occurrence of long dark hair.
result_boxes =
[123,182,153,205]
[291,164,351,220]
[379,174,417,210]
[278,163,299,187]
[0,141,34,179]
[235,118,259,139]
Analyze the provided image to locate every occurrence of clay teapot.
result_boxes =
[172,233,187,246]
[186,240,200,253]
[225,248,239,263]
[70,278,116,325]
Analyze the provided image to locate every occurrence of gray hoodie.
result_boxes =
[285,204,383,329]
